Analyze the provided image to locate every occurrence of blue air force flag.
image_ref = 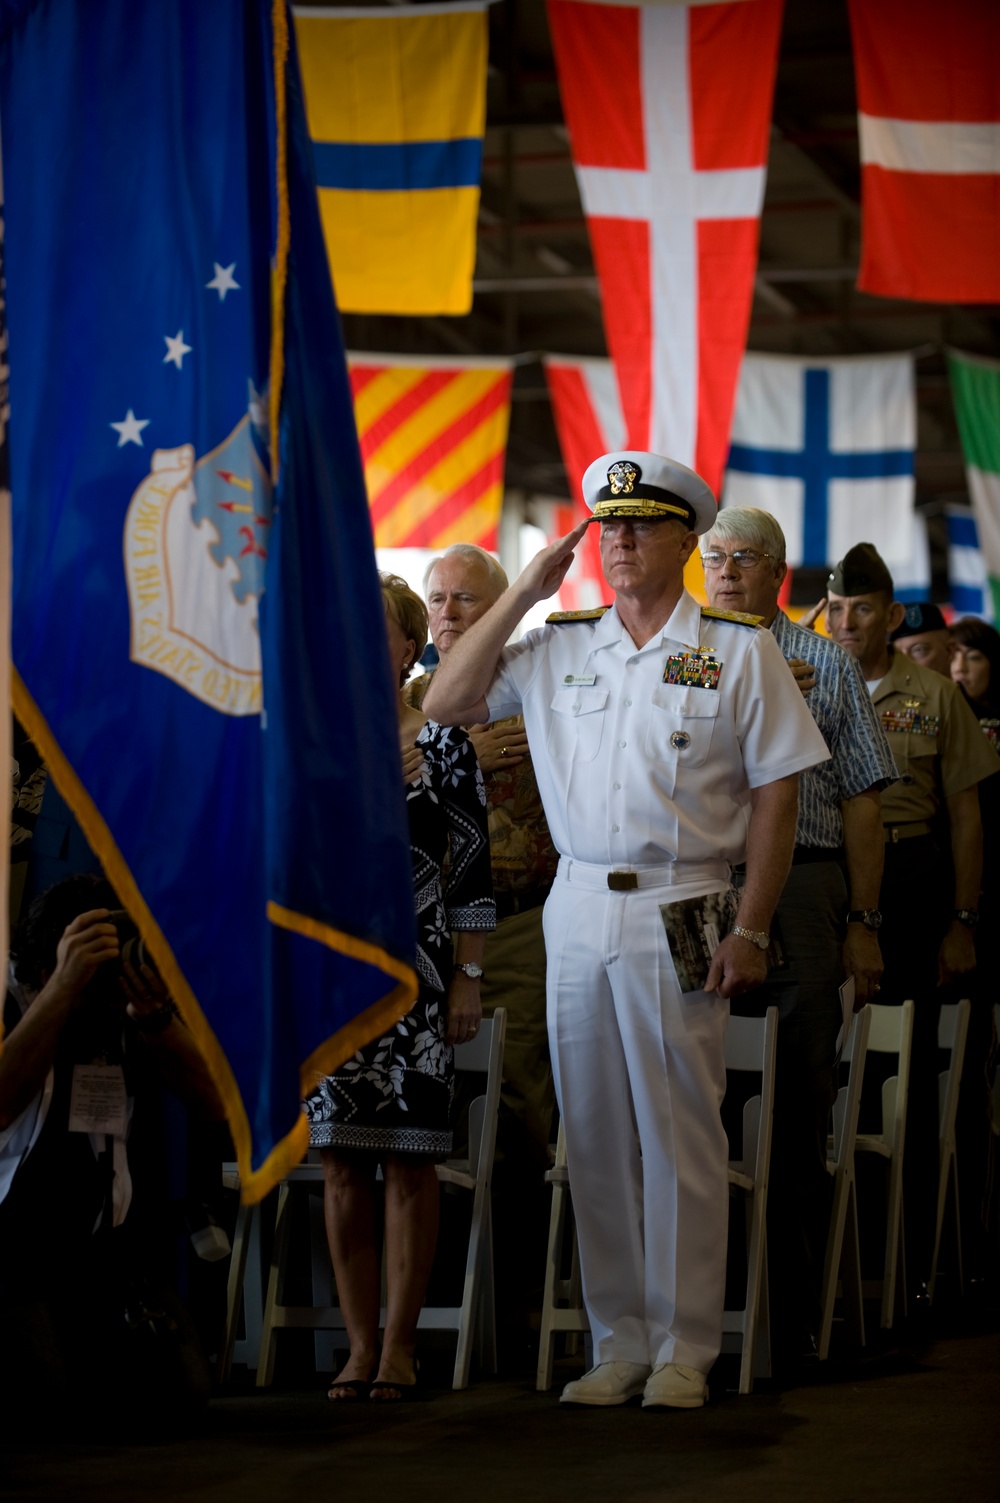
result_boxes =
[1,0,417,1201]
[722,352,917,572]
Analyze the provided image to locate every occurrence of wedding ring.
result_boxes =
[501,746,507,757]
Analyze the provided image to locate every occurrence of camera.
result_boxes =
[106,909,160,979]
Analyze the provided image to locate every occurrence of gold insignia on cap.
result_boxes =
[607,460,639,496]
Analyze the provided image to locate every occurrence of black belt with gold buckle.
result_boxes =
[607,871,639,891]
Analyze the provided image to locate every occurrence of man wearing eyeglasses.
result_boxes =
[425,452,829,1411]
[702,506,898,1369]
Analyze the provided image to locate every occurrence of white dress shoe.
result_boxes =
[641,1362,708,1409]
[560,1360,652,1406]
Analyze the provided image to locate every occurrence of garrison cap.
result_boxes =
[827,542,894,597]
[582,451,716,535]
[890,602,948,640]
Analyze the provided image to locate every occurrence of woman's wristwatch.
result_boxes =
[455,962,485,979]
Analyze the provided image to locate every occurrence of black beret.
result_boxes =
[890,602,948,639]
[827,542,894,597]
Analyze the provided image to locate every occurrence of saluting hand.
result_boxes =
[797,598,827,631]
[519,519,590,607]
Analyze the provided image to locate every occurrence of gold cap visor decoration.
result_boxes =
[581,451,717,536]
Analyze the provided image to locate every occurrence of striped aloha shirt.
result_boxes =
[771,611,898,849]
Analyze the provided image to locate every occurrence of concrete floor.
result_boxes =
[3,1314,997,1503]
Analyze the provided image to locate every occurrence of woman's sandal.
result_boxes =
[369,1358,421,1402]
[328,1367,376,1402]
[368,1378,418,1402]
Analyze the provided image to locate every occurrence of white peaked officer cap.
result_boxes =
[582,450,717,535]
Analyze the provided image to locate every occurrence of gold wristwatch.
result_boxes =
[731,925,769,951]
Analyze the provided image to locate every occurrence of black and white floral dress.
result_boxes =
[305,721,495,1155]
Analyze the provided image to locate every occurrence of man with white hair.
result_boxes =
[702,506,898,1365]
[406,543,559,1350]
[425,453,830,1410]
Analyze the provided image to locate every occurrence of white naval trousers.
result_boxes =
[543,858,731,1373]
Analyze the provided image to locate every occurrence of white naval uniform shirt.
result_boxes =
[485,589,830,870]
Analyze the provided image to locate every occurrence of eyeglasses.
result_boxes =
[700,549,774,571]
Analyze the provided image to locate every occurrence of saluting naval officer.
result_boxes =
[424,451,830,1409]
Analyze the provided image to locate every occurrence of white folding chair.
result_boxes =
[817,1002,872,1360]
[927,998,971,1305]
[721,1007,779,1394]
[853,1000,914,1330]
[535,1119,590,1392]
[216,1167,265,1382]
[247,1008,506,1392]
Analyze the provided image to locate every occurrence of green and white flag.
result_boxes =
[948,349,1000,621]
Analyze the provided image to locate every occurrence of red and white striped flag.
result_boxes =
[849,0,1000,304]
[543,356,624,608]
[546,0,783,497]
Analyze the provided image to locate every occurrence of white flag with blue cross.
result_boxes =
[722,351,917,573]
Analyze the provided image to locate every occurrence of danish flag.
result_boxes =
[848,0,1000,304]
[546,0,783,497]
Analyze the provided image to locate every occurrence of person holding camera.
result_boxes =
[0,872,221,1431]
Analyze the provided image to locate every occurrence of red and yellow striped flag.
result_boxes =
[348,355,513,550]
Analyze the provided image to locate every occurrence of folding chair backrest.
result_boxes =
[831,1004,872,1159]
[937,999,971,1136]
[865,1000,914,1152]
[452,1009,506,1180]
[724,1008,778,1182]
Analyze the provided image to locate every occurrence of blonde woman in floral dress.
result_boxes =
[304,574,495,1401]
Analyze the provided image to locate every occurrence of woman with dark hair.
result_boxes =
[948,616,999,1298]
[950,616,1000,748]
[304,574,495,1401]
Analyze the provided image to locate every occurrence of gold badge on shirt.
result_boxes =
[663,648,722,690]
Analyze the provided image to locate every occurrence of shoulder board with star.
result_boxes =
[545,606,610,624]
[700,605,763,629]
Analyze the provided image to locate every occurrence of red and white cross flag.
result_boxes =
[543,355,624,608]
[848,0,1000,305]
[546,0,783,498]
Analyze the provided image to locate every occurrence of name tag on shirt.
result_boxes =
[68,1064,127,1136]
[662,650,722,691]
[562,674,596,686]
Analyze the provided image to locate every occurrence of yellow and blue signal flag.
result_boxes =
[293,3,489,315]
[0,0,417,1203]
